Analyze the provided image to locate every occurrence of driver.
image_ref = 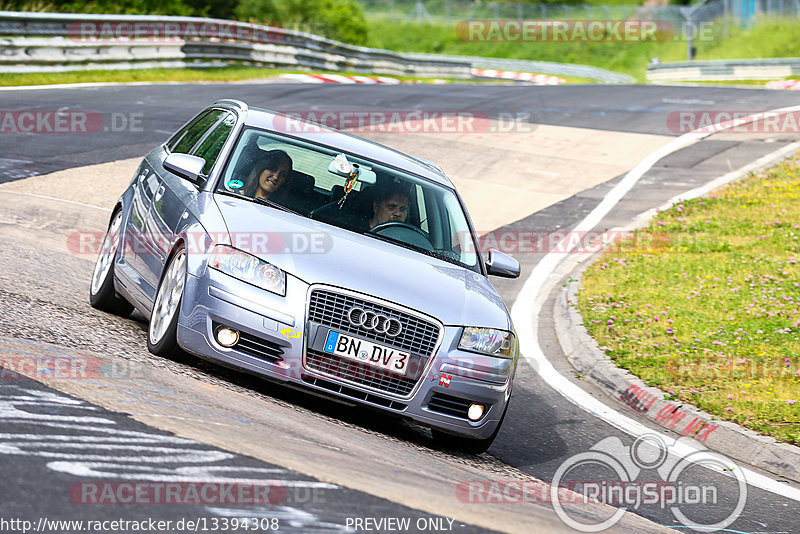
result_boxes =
[369,182,411,229]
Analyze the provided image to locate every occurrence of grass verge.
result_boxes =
[578,156,800,445]
[0,65,592,87]
[365,16,800,82]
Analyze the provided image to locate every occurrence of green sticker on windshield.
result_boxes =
[228,179,244,189]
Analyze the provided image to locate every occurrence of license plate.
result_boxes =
[323,330,410,376]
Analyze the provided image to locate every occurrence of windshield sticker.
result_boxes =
[227,179,244,190]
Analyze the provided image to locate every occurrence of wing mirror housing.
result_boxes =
[164,153,206,185]
[485,249,520,278]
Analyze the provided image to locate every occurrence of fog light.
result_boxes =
[468,403,485,421]
[216,327,239,347]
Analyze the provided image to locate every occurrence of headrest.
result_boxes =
[288,170,314,193]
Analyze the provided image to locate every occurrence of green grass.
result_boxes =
[0,64,597,87]
[666,79,791,86]
[578,158,800,445]
[0,65,461,86]
[696,17,800,60]
[365,19,684,81]
[0,66,297,86]
[364,16,800,82]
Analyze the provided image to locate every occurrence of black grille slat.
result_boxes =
[428,393,471,418]
[307,350,415,396]
[237,332,285,362]
[305,289,442,398]
[308,290,439,355]
[301,375,408,410]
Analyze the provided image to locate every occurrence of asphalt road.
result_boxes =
[1,82,799,533]
[2,83,800,182]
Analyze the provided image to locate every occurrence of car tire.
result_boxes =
[147,247,186,356]
[432,398,510,454]
[89,209,134,316]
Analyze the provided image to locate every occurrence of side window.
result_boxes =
[170,110,226,154]
[193,113,235,175]
[167,111,208,152]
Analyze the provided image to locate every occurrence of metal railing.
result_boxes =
[0,11,472,78]
[647,57,800,82]
[0,11,634,83]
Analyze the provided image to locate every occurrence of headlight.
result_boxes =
[208,245,286,296]
[458,327,516,358]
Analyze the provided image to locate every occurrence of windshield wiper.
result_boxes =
[254,196,303,217]
[365,232,467,269]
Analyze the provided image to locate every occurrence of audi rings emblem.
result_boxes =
[347,307,403,337]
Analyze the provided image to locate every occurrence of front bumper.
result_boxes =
[177,267,515,439]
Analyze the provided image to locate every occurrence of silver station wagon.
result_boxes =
[90,99,520,452]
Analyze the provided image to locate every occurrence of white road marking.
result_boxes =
[0,384,337,492]
[0,190,112,211]
[511,104,800,502]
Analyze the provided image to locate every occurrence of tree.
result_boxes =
[235,0,369,46]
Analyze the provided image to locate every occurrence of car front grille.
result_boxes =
[237,331,285,363]
[305,288,442,398]
[427,393,473,419]
[305,349,417,396]
[308,290,440,355]
[301,374,408,410]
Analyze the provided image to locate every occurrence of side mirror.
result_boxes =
[485,249,520,278]
[163,153,206,184]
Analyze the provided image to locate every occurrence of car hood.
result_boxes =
[214,196,511,329]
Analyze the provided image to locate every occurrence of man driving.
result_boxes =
[369,181,411,229]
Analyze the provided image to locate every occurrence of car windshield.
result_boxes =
[216,128,481,272]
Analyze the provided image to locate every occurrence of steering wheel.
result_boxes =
[370,221,433,250]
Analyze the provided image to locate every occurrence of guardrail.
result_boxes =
[0,11,633,83]
[647,58,800,82]
[439,55,636,84]
[0,11,472,78]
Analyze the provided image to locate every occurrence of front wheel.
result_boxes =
[89,209,133,316]
[147,247,186,356]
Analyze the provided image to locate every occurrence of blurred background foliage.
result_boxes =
[0,0,370,44]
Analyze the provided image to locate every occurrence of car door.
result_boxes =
[120,109,228,307]
[147,111,237,297]
[118,157,166,305]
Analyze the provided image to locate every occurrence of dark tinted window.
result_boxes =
[169,109,226,154]
[194,113,236,175]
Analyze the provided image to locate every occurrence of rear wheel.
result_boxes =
[147,247,186,356]
[89,209,133,316]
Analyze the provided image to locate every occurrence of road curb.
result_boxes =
[548,137,800,485]
[554,275,800,485]
[549,137,800,484]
